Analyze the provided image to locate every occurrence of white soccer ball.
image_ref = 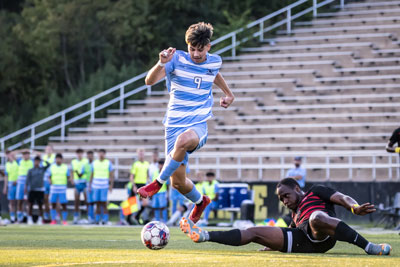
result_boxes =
[141,221,170,250]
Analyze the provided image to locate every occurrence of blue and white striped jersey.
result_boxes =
[163,50,222,127]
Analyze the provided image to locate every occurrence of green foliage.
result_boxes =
[0,0,304,140]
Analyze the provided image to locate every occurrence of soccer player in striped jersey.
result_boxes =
[180,178,392,255]
[138,22,234,223]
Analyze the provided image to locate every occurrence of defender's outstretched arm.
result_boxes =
[330,192,376,215]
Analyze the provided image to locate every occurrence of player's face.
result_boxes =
[187,43,210,63]
[77,152,83,160]
[87,153,94,161]
[34,159,40,167]
[277,185,301,211]
[23,153,30,160]
[56,157,63,165]
[45,145,53,154]
[99,151,105,160]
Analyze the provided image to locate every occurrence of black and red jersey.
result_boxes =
[291,185,337,229]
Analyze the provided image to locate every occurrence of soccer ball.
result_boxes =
[141,221,170,250]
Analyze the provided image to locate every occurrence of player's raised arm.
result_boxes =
[145,47,176,85]
[329,191,376,216]
[214,72,234,109]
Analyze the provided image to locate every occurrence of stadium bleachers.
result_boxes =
[41,0,400,182]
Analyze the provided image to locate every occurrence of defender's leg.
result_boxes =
[309,211,391,255]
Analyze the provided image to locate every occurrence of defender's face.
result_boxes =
[188,44,210,63]
[277,185,300,211]
[56,158,63,165]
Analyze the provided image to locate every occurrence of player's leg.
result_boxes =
[101,188,109,224]
[309,211,391,255]
[16,181,24,223]
[50,193,58,224]
[171,165,210,223]
[161,192,168,222]
[73,187,80,224]
[43,181,50,221]
[180,217,284,249]
[27,192,34,225]
[7,183,17,222]
[137,129,200,198]
[37,192,44,225]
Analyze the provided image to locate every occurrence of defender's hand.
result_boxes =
[159,47,176,64]
[353,203,376,216]
[220,96,234,108]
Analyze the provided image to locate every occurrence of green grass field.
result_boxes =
[0,225,398,266]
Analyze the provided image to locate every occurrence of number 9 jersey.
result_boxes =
[164,50,222,128]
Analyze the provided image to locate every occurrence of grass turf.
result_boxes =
[0,225,398,266]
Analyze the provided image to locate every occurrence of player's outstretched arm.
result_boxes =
[145,47,176,85]
[214,73,234,108]
[330,192,376,215]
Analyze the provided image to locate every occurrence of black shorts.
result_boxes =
[280,226,336,253]
[28,191,44,205]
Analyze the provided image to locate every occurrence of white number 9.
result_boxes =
[194,77,202,89]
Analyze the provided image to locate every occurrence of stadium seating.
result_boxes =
[45,0,400,182]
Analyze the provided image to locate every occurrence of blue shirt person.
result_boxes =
[285,156,307,188]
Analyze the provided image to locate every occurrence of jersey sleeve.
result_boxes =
[389,128,400,146]
[311,185,337,202]
[165,52,178,75]
[66,168,71,177]
[108,162,114,172]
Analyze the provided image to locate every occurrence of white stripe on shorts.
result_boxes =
[287,231,293,253]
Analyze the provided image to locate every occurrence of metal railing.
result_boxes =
[0,0,345,155]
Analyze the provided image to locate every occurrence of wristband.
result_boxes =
[395,147,400,153]
[351,204,359,214]
[158,61,166,67]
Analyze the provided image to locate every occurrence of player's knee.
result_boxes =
[309,211,327,230]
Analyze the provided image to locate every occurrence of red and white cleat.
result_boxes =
[50,220,57,225]
[137,180,162,198]
[189,195,211,224]
[62,221,68,226]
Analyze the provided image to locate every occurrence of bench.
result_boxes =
[240,42,374,53]
[333,1,400,9]
[127,96,260,105]
[221,60,336,70]
[314,74,400,83]
[316,8,400,17]
[214,122,398,131]
[353,57,400,65]
[295,15,400,26]
[223,51,355,61]
[372,49,400,56]
[107,106,241,114]
[264,33,393,44]
[221,69,316,76]
[276,24,400,35]
[294,83,400,92]
[256,102,399,111]
[276,93,400,102]
[237,112,400,121]
[334,66,400,74]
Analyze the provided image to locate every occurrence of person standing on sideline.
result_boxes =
[42,145,56,221]
[81,150,94,223]
[202,172,219,224]
[49,153,70,225]
[148,149,159,183]
[130,148,149,223]
[3,150,19,223]
[285,156,307,189]
[137,22,235,223]
[89,149,114,225]
[70,148,89,224]
[25,156,50,225]
[152,159,168,222]
[16,150,34,223]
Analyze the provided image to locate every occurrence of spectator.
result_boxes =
[81,151,94,223]
[90,149,114,225]
[49,153,70,225]
[129,148,149,223]
[152,159,168,222]
[148,149,159,181]
[42,145,56,222]
[202,172,219,224]
[386,127,400,153]
[2,150,18,223]
[285,156,306,189]
[25,156,50,225]
[70,148,89,224]
[16,150,34,223]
